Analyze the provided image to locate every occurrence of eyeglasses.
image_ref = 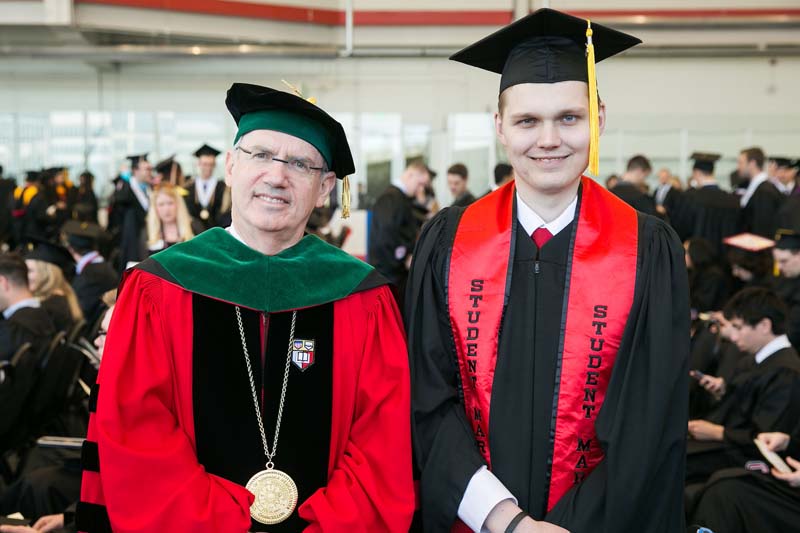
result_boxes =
[237,146,324,178]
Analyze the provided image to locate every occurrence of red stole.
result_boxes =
[447,177,638,522]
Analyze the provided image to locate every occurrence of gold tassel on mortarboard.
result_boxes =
[341,176,351,219]
[586,20,600,177]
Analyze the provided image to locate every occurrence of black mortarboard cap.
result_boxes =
[155,155,178,176]
[775,229,800,251]
[792,158,800,171]
[25,237,76,276]
[225,83,355,179]
[126,153,149,168]
[24,170,40,182]
[193,144,221,158]
[62,219,108,252]
[691,152,721,174]
[770,157,792,169]
[450,8,641,93]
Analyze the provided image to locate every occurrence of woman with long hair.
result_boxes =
[26,258,83,332]
[146,184,196,255]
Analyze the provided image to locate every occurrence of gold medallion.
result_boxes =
[200,208,210,220]
[246,468,298,525]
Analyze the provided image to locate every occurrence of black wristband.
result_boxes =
[505,511,528,533]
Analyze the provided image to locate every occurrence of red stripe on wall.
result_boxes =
[74,0,800,26]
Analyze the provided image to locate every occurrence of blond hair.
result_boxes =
[146,184,195,247]
[28,259,84,322]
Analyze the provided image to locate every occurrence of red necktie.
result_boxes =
[532,227,553,248]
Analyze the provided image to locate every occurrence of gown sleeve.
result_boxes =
[78,269,253,533]
[404,209,488,532]
[298,285,415,533]
[546,216,691,533]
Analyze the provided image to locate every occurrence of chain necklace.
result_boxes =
[235,306,299,525]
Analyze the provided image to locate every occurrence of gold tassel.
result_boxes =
[281,79,317,105]
[586,20,600,177]
[341,176,351,219]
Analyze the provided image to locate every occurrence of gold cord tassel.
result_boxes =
[341,175,351,219]
[586,20,600,177]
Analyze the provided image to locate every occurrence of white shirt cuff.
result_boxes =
[457,466,517,533]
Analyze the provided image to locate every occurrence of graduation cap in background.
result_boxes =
[61,219,108,252]
[226,82,356,216]
[723,232,775,253]
[770,157,793,169]
[450,9,641,177]
[775,229,800,251]
[126,153,149,169]
[25,237,76,278]
[155,155,178,176]
[193,144,221,158]
[691,152,721,174]
[24,170,40,182]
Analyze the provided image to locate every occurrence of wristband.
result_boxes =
[505,511,528,533]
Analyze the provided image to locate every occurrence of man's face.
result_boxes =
[495,81,604,198]
[658,168,671,185]
[737,153,752,179]
[403,167,431,197]
[727,317,771,355]
[134,161,153,184]
[225,130,335,242]
[198,155,217,180]
[447,173,467,198]
[774,248,800,278]
[0,275,9,311]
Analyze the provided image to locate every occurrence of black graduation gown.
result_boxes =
[773,275,800,350]
[742,181,784,238]
[72,262,119,326]
[610,181,657,216]
[0,177,15,247]
[112,181,148,270]
[41,294,75,333]
[685,185,741,255]
[368,185,419,294]
[451,192,476,208]
[406,204,689,533]
[776,194,800,232]
[690,422,800,533]
[184,179,228,231]
[23,191,68,243]
[0,306,56,440]
[686,347,800,483]
[688,265,729,312]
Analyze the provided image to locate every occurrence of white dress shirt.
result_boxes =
[456,192,578,533]
[754,334,792,365]
[3,297,41,320]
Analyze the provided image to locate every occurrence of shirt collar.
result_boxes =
[3,297,41,320]
[516,191,577,238]
[76,251,103,275]
[754,334,792,364]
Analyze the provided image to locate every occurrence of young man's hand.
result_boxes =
[688,420,725,441]
[772,457,800,488]
[758,432,791,452]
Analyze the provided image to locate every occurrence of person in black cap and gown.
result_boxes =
[682,152,741,256]
[185,144,229,231]
[406,9,688,533]
[62,220,118,327]
[111,154,152,271]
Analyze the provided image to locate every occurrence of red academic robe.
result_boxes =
[78,268,414,532]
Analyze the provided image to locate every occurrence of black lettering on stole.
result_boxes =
[466,279,487,443]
